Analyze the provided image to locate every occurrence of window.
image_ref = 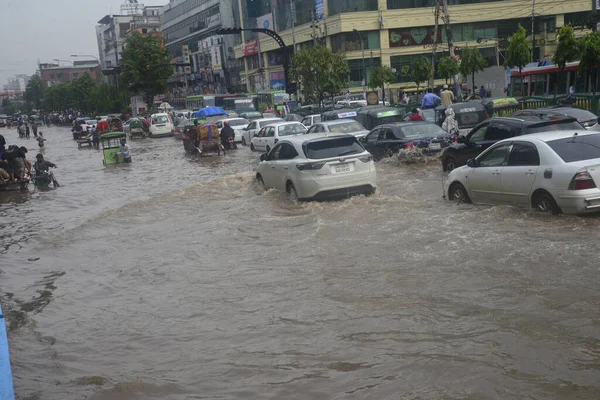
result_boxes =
[507,143,540,166]
[328,121,365,134]
[547,135,600,163]
[73,73,79,77]
[152,115,169,124]
[258,128,267,137]
[57,73,63,79]
[366,130,379,143]
[50,74,55,79]
[486,123,518,141]
[331,31,380,52]
[248,122,256,130]
[382,129,396,140]
[469,123,489,142]
[399,124,446,139]
[307,125,319,134]
[267,144,282,160]
[524,120,582,134]
[229,119,250,127]
[279,143,299,160]
[478,144,511,167]
[388,0,507,9]
[303,137,364,159]
[266,127,275,137]
[302,118,311,126]
[278,124,306,136]
[259,120,277,128]
[329,0,377,15]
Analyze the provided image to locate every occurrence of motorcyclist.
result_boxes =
[219,120,235,149]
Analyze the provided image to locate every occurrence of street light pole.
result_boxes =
[353,29,365,94]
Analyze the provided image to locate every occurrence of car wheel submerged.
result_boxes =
[448,183,471,203]
[256,174,265,190]
[444,156,457,172]
[532,192,561,215]
[286,182,298,202]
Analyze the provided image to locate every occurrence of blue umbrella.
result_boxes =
[194,106,229,118]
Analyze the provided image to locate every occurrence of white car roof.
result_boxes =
[223,117,247,121]
[318,119,361,126]
[254,118,281,122]
[151,113,169,117]
[499,130,597,144]
[282,132,351,144]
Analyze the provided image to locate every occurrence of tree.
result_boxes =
[1,98,17,115]
[290,45,350,105]
[552,24,579,96]
[369,66,396,103]
[505,25,531,97]
[437,56,459,84]
[88,83,131,114]
[121,32,172,111]
[411,57,432,96]
[71,73,98,112]
[459,47,488,93]
[578,31,600,94]
[25,75,45,111]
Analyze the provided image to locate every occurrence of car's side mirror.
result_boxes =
[466,158,476,168]
[259,153,267,162]
[457,136,466,143]
[359,137,366,142]
[243,127,247,130]
[254,133,258,137]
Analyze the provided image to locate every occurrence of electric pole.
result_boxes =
[441,0,457,95]
[531,0,536,62]
[430,0,441,89]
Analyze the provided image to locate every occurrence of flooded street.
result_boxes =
[1,125,600,399]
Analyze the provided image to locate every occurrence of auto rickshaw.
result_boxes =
[101,132,129,165]
[434,102,487,136]
[182,122,224,156]
[238,111,264,122]
[480,97,521,118]
[356,106,403,130]
[321,108,360,122]
[128,118,146,139]
[109,117,123,132]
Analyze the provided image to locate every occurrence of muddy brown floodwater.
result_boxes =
[1,125,599,399]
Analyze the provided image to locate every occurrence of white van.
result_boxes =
[149,113,175,138]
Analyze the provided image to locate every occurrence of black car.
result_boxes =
[512,107,599,128]
[440,116,582,171]
[361,122,453,161]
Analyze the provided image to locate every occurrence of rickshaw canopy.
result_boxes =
[435,102,487,132]
[480,97,521,117]
[321,108,360,122]
[356,106,403,130]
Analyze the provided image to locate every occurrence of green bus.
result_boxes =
[186,95,205,110]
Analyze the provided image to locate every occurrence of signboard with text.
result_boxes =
[243,40,259,56]
[315,0,324,20]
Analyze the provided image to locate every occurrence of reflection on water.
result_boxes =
[1,126,600,399]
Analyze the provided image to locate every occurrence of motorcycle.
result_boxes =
[222,136,237,151]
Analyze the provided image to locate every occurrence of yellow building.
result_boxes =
[232,0,593,94]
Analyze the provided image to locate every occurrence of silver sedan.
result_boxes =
[446,130,600,215]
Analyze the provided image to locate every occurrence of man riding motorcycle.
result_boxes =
[219,121,236,150]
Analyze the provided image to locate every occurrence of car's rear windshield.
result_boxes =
[400,123,446,138]
[303,136,364,159]
[228,119,249,126]
[259,120,279,127]
[314,115,321,123]
[525,120,582,134]
[152,115,169,124]
[547,134,600,162]
[558,108,598,122]
[278,124,307,136]
[329,121,365,134]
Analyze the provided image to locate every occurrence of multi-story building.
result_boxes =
[95,4,162,84]
[233,0,594,96]
[160,0,243,94]
[39,61,102,87]
[3,75,30,92]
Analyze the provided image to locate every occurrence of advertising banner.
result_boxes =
[315,0,324,20]
[211,46,222,71]
[256,13,274,33]
[243,40,259,56]
[269,71,285,90]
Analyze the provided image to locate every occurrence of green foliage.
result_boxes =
[578,31,600,94]
[437,56,460,84]
[369,66,396,102]
[1,98,17,115]
[24,75,45,111]
[505,25,531,96]
[121,32,172,109]
[71,72,98,111]
[411,57,432,93]
[459,47,488,90]
[553,24,578,72]
[290,45,350,104]
[89,83,131,114]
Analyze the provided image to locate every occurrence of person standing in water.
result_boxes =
[37,132,46,148]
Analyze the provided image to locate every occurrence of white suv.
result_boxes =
[256,133,377,201]
[250,122,307,153]
[149,113,174,138]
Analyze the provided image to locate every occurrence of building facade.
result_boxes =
[39,62,102,87]
[3,75,30,92]
[95,5,162,84]
[233,0,594,95]
[160,0,243,94]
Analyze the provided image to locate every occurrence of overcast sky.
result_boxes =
[0,0,166,86]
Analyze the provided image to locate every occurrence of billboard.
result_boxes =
[211,46,222,71]
[243,40,259,56]
[315,0,324,20]
[269,71,285,90]
[256,13,274,33]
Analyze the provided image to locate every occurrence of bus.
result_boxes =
[222,97,256,114]
[186,95,205,110]
[253,91,290,112]
[509,61,587,97]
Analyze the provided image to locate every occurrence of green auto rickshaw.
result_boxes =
[101,132,130,165]
[356,106,403,130]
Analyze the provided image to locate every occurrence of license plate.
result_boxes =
[156,124,165,127]
[334,163,351,173]
[429,142,441,150]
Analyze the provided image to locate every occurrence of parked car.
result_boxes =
[149,113,175,138]
[256,133,377,201]
[361,122,454,161]
[283,114,304,123]
[440,116,582,171]
[241,117,282,146]
[215,118,250,143]
[512,107,600,129]
[306,119,370,139]
[446,131,600,215]
[301,114,322,127]
[250,122,307,152]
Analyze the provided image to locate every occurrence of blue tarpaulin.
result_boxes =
[194,106,229,118]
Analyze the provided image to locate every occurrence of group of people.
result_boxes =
[15,119,47,148]
[0,134,57,187]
